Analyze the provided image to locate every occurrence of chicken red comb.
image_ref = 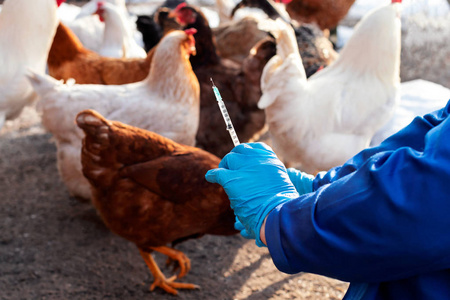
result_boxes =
[56,0,65,7]
[174,2,187,12]
[392,0,402,3]
[97,1,105,9]
[184,28,197,36]
[96,1,106,22]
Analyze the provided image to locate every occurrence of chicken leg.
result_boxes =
[139,248,199,295]
[152,246,191,278]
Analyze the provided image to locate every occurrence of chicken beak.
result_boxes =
[186,37,196,57]
[189,46,197,57]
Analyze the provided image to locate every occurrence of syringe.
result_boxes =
[210,78,240,147]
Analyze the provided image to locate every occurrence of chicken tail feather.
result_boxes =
[76,109,111,139]
[25,69,60,96]
[76,109,117,186]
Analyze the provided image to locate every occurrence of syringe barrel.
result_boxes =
[212,86,222,101]
[218,101,231,125]
[218,100,240,146]
[211,79,240,147]
[228,127,240,146]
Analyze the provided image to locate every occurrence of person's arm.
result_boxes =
[208,100,450,281]
[264,106,450,282]
[260,217,268,246]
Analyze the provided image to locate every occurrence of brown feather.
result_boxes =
[286,0,356,30]
[47,22,154,85]
[77,109,237,249]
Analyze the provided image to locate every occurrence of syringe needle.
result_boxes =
[210,78,240,147]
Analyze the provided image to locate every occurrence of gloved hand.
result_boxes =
[286,168,315,194]
[205,143,299,247]
[234,216,252,239]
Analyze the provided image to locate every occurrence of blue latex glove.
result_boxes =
[205,143,300,247]
[286,168,315,194]
[234,216,253,239]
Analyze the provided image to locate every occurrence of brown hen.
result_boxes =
[213,16,271,65]
[48,22,155,84]
[221,0,338,76]
[173,3,274,157]
[283,0,356,30]
[236,0,355,30]
[76,109,237,295]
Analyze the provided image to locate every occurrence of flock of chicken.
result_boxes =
[0,0,403,295]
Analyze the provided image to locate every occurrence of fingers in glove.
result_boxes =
[234,216,245,231]
[235,216,255,240]
[205,168,231,184]
[286,167,315,194]
[231,142,275,156]
[240,228,254,240]
[219,146,279,170]
[218,151,252,170]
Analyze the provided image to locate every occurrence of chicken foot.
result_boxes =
[151,246,192,278]
[138,248,199,295]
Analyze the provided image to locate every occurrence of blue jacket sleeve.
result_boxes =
[266,100,450,283]
[312,102,450,188]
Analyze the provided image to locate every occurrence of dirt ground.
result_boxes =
[0,107,348,299]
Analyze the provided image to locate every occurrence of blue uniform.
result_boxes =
[265,100,450,299]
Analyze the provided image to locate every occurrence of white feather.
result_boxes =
[260,3,402,173]
[97,2,147,58]
[0,0,58,131]
[63,0,144,57]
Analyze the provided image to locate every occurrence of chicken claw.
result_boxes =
[139,248,199,295]
[151,246,191,278]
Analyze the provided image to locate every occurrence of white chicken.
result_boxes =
[0,0,60,131]
[94,1,147,58]
[258,0,402,173]
[64,0,144,56]
[371,79,450,146]
[26,29,200,200]
[57,2,81,23]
